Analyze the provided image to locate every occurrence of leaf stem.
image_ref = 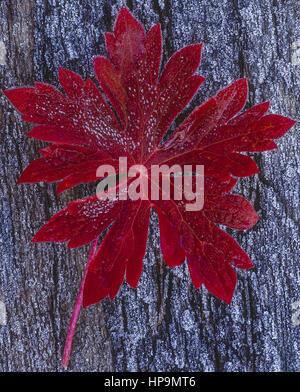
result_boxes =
[62,237,99,369]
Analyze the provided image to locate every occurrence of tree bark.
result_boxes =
[0,0,299,372]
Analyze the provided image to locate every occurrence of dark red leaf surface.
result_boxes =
[4,6,296,367]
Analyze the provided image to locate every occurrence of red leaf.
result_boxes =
[204,194,259,230]
[32,195,122,248]
[4,7,296,366]
[17,144,117,192]
[154,205,185,267]
[126,201,151,288]
[215,78,248,125]
[83,200,150,306]
[5,6,295,304]
[59,67,85,99]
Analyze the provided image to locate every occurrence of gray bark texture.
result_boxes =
[0,0,299,372]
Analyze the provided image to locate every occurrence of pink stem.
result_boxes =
[62,238,99,369]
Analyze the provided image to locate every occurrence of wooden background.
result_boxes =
[0,0,299,372]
